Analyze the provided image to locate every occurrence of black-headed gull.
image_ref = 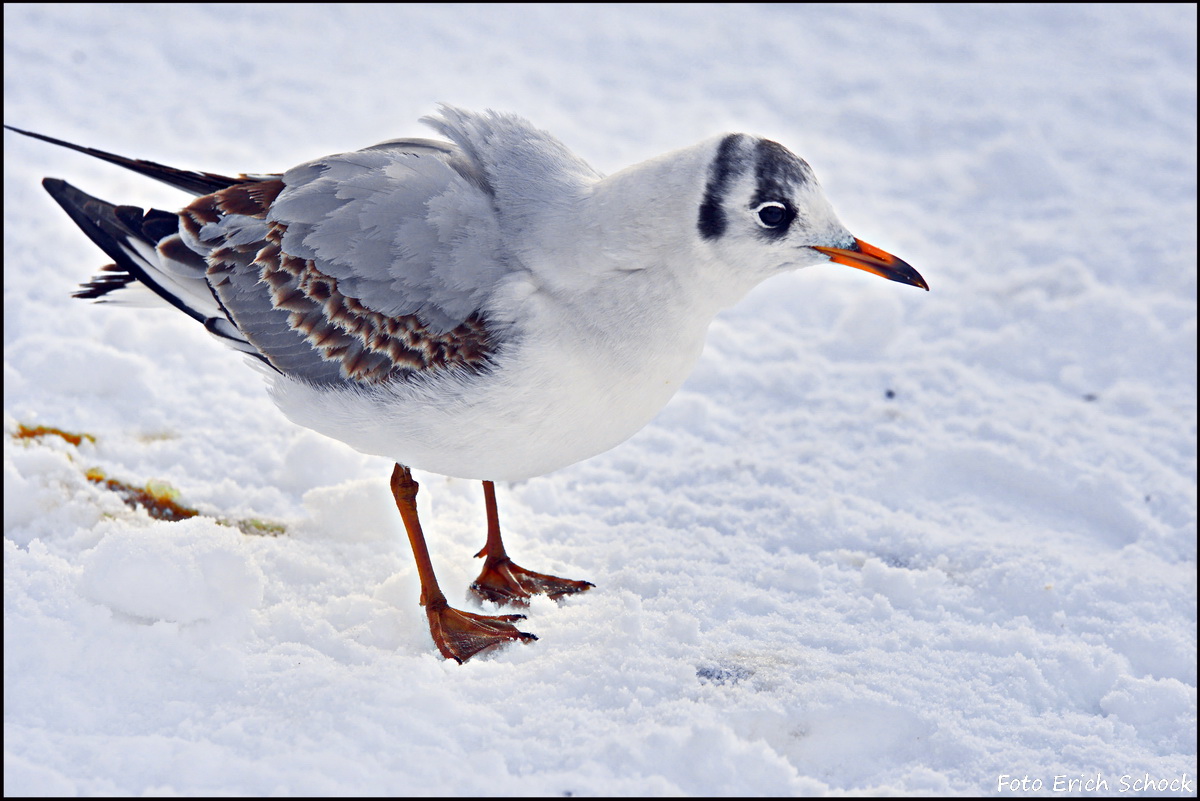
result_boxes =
[6,107,927,662]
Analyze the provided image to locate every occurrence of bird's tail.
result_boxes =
[39,177,260,357]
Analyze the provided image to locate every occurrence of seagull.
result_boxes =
[5,107,927,663]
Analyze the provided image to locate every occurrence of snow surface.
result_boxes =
[3,3,1196,796]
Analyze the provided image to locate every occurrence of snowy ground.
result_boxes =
[3,4,1196,796]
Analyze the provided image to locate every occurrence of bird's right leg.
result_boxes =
[390,464,536,663]
[470,479,595,606]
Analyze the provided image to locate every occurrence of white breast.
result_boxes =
[266,274,715,482]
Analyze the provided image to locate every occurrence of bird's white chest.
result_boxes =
[269,278,714,481]
[495,298,708,469]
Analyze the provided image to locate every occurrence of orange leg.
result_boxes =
[470,480,595,606]
[390,464,536,663]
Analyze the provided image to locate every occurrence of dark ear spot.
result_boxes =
[698,134,747,240]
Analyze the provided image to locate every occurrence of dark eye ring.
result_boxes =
[754,201,790,229]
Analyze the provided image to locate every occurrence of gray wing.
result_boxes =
[266,139,506,334]
[16,124,508,386]
[179,138,506,384]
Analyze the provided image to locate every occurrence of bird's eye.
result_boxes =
[754,201,791,229]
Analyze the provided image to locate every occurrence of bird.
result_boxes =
[5,106,927,663]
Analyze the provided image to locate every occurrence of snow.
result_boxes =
[3,3,1196,796]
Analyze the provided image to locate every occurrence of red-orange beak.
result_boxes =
[812,238,928,291]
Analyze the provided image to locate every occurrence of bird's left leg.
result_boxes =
[391,465,536,662]
[470,480,595,606]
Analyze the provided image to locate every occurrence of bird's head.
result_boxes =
[692,133,927,293]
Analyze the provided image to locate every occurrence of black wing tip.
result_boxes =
[40,176,74,201]
[72,265,137,300]
[5,124,56,142]
[32,179,205,325]
[7,124,253,196]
